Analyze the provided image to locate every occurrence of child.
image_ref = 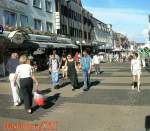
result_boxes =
[131,52,142,92]
[49,54,60,89]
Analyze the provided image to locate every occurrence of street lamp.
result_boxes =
[76,40,83,54]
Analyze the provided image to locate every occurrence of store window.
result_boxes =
[20,15,28,27]
[4,11,16,27]
[15,0,28,4]
[45,0,52,12]
[46,22,53,32]
[33,0,42,8]
[34,19,42,30]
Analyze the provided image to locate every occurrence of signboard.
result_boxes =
[55,12,60,29]
[0,25,4,34]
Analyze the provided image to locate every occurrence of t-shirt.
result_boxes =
[93,55,100,64]
[16,64,32,78]
[131,59,141,71]
[81,55,91,71]
[51,59,59,72]
[6,59,19,74]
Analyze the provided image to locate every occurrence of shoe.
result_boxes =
[14,102,20,107]
[134,82,137,87]
[54,85,60,89]
[72,88,76,91]
[131,85,135,90]
[27,109,32,114]
[83,88,88,91]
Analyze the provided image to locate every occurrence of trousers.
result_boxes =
[9,73,20,104]
[20,77,33,110]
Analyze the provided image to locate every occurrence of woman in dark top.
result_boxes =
[60,54,67,79]
[66,54,78,91]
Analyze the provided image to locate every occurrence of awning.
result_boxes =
[112,49,122,52]
[33,41,78,49]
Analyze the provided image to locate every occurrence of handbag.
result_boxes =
[34,91,45,106]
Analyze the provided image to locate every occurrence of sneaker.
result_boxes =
[72,88,76,91]
[132,85,135,90]
[83,88,88,91]
[14,102,20,107]
[27,109,32,114]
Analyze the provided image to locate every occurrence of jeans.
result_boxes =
[83,70,90,89]
[51,72,59,87]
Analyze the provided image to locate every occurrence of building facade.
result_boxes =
[55,0,93,45]
[91,17,113,50]
[112,32,130,51]
[0,0,56,33]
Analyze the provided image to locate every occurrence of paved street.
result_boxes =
[0,62,150,131]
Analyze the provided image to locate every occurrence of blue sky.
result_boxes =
[82,0,150,43]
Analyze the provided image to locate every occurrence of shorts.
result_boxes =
[132,70,141,76]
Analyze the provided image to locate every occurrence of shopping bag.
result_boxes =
[34,91,45,106]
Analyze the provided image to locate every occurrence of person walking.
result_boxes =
[66,53,79,91]
[60,54,67,80]
[93,52,100,75]
[131,52,142,92]
[49,54,60,89]
[81,49,92,91]
[14,55,39,113]
[75,52,81,72]
[52,49,60,62]
[6,53,21,106]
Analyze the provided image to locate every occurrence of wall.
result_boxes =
[0,0,56,33]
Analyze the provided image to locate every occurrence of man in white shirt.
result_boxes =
[6,53,21,106]
[93,52,100,75]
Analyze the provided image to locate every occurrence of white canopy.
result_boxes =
[34,42,78,49]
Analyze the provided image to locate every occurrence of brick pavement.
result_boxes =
[0,62,150,131]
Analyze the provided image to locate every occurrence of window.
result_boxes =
[34,19,42,30]
[61,5,64,15]
[45,0,52,12]
[20,15,28,27]
[46,22,53,32]
[4,11,16,27]
[33,0,41,8]
[15,0,28,4]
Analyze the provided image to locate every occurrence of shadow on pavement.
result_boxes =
[32,93,61,112]
[59,81,71,89]
[77,81,84,89]
[88,80,101,91]
[39,88,51,95]
[100,71,104,74]
[90,80,100,86]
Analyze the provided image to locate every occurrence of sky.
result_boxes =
[81,0,150,43]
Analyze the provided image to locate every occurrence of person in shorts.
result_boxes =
[131,52,142,92]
